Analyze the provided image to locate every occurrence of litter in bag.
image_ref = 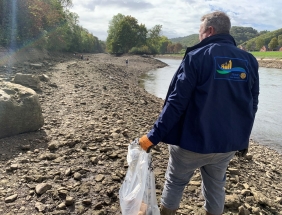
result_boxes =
[119,139,160,215]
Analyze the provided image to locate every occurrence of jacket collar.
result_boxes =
[183,34,236,59]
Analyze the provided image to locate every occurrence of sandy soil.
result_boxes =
[0,53,281,215]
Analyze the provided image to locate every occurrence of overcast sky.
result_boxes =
[69,0,282,41]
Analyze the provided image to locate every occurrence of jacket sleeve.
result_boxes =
[147,55,198,145]
[251,61,259,114]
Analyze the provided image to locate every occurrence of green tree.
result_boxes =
[106,14,148,54]
[106,13,125,53]
[167,43,174,53]
[230,26,259,45]
[147,24,162,53]
[246,41,255,51]
[46,27,67,51]
[268,37,278,50]
[0,0,104,53]
[115,19,132,53]
[136,24,147,47]
[255,38,265,51]
[158,36,171,54]
[173,43,183,53]
[120,16,142,53]
[278,35,282,47]
[57,0,73,8]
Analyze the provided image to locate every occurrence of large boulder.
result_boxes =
[0,81,44,138]
[13,73,41,91]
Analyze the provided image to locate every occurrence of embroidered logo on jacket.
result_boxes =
[214,57,248,81]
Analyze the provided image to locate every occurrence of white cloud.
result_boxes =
[69,0,282,41]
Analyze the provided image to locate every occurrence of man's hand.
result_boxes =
[139,135,153,153]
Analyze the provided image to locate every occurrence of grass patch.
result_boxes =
[250,51,282,59]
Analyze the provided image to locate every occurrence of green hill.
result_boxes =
[240,28,282,50]
[170,34,199,47]
[230,26,260,45]
[169,26,272,48]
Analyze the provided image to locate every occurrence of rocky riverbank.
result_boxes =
[257,59,282,69]
[0,53,282,215]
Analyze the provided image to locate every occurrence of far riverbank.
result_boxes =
[156,54,282,69]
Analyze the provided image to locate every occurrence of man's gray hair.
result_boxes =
[201,11,231,34]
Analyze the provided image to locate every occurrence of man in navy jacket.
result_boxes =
[139,11,259,215]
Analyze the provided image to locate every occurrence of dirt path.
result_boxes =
[0,53,282,215]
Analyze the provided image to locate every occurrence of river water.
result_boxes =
[139,58,282,153]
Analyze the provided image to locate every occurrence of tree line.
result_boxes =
[3,1,280,55]
[170,26,282,52]
[106,13,183,55]
[0,0,105,53]
[170,27,271,48]
[242,28,282,51]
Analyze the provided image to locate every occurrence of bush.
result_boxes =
[129,45,151,55]
[179,49,186,54]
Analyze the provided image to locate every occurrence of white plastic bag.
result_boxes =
[142,165,160,215]
[119,139,160,215]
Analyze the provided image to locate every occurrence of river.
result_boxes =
[139,58,282,153]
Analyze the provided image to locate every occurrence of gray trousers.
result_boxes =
[161,145,235,215]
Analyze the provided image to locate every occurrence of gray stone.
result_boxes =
[241,189,251,196]
[57,202,66,210]
[38,153,57,160]
[48,142,59,150]
[5,194,18,203]
[65,196,75,206]
[253,191,272,206]
[65,168,71,176]
[30,63,43,69]
[90,157,98,164]
[228,168,240,175]
[74,172,82,180]
[35,202,46,212]
[108,152,118,159]
[58,189,68,197]
[238,206,250,215]
[13,73,41,90]
[10,164,19,170]
[82,199,92,205]
[111,132,119,139]
[95,174,105,182]
[0,82,44,138]
[38,74,50,82]
[225,194,241,208]
[35,183,52,195]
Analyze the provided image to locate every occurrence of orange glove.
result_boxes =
[139,135,153,153]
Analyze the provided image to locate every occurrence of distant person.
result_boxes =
[80,55,84,60]
[125,59,128,66]
[138,11,259,215]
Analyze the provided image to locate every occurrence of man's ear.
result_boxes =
[208,26,215,37]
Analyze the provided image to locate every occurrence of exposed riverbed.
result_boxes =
[0,53,281,214]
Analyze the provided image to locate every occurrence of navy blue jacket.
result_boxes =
[147,34,259,153]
